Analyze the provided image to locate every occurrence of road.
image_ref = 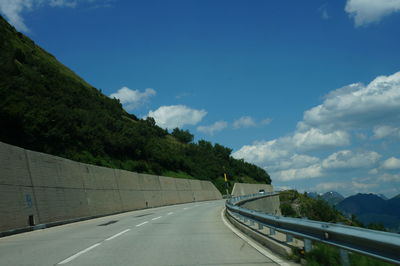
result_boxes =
[0,200,283,266]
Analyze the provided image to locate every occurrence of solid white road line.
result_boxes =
[58,243,101,265]
[183,207,189,210]
[152,216,162,221]
[220,208,292,266]
[167,212,174,215]
[136,221,149,227]
[105,229,131,241]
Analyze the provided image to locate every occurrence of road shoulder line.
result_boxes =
[220,207,292,266]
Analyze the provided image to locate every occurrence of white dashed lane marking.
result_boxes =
[105,229,131,241]
[136,221,149,227]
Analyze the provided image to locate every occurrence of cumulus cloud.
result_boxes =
[379,173,400,182]
[272,164,323,181]
[232,139,290,166]
[322,150,381,169]
[197,121,228,135]
[146,105,207,130]
[233,116,256,129]
[0,0,109,32]
[234,71,400,185]
[110,87,156,111]
[345,0,400,27]
[0,0,33,32]
[381,157,400,170]
[302,72,400,131]
[289,128,350,151]
[233,128,350,166]
[271,154,320,172]
[373,125,400,139]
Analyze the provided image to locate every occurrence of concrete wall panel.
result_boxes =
[119,190,146,211]
[189,179,202,191]
[162,191,180,205]
[175,178,191,191]
[178,191,195,203]
[159,176,177,191]
[115,170,140,190]
[57,159,86,189]
[139,174,161,191]
[0,185,37,231]
[0,141,222,233]
[0,142,31,186]
[26,151,62,188]
[240,195,281,216]
[87,165,118,190]
[143,191,164,207]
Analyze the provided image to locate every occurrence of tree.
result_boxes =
[171,128,193,143]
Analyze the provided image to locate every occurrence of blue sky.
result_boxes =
[1,0,400,197]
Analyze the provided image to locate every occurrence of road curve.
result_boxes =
[0,200,280,266]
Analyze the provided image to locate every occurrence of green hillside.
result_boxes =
[0,15,270,192]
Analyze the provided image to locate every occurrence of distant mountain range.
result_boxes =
[305,191,345,206]
[305,191,400,232]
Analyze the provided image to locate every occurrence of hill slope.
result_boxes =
[337,193,400,232]
[0,15,270,192]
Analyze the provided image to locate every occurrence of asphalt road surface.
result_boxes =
[0,200,284,266]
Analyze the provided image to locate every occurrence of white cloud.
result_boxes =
[273,164,323,181]
[345,0,400,27]
[319,4,330,20]
[314,182,347,191]
[302,72,400,132]
[381,157,400,170]
[373,125,400,139]
[0,0,33,32]
[146,105,207,130]
[234,71,400,186]
[261,118,272,125]
[233,116,256,129]
[322,150,381,169]
[271,154,320,172]
[232,139,290,165]
[233,128,350,167]
[379,173,400,182]
[289,128,350,151]
[0,0,109,32]
[110,87,156,111]
[197,121,227,135]
[368,168,379,175]
[49,0,77,8]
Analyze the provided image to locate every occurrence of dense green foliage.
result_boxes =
[279,190,353,224]
[0,16,270,192]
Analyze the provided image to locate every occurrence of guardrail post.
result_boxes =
[340,249,350,266]
[286,234,293,243]
[304,239,312,252]
[258,223,263,230]
[269,228,275,235]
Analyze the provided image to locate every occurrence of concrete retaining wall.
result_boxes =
[240,195,282,216]
[231,183,273,196]
[0,141,222,233]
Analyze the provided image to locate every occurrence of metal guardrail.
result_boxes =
[225,193,400,265]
